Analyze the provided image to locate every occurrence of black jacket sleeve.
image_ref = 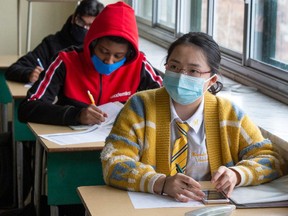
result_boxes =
[6,16,79,83]
[18,61,83,126]
[5,36,56,83]
[5,52,36,83]
[137,58,163,91]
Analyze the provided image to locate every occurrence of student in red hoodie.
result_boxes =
[18,1,163,126]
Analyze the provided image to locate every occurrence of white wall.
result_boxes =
[0,0,118,121]
[0,0,118,56]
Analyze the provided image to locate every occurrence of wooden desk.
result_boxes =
[6,80,35,209]
[77,185,288,216]
[6,81,35,142]
[0,55,19,132]
[28,122,105,216]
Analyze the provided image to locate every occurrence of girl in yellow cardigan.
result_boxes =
[101,32,284,202]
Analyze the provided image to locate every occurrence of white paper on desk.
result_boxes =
[128,192,204,209]
[230,175,288,204]
[69,102,124,130]
[39,124,111,145]
[24,82,32,88]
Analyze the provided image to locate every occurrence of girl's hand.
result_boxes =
[156,174,205,202]
[211,166,240,197]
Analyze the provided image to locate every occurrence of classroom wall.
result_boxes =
[0,0,118,56]
[0,0,118,121]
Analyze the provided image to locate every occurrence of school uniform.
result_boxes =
[101,87,284,193]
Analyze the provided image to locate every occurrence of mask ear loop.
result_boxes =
[204,74,218,92]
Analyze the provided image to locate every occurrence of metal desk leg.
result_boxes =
[16,141,24,208]
[11,125,17,208]
[50,206,59,216]
[0,103,8,132]
[34,139,43,216]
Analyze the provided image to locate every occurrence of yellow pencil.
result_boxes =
[87,90,95,105]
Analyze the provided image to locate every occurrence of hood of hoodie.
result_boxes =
[83,1,139,66]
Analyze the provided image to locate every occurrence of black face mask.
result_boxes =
[70,24,88,44]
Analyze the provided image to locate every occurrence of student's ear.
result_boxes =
[209,74,218,86]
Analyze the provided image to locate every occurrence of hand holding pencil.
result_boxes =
[87,90,95,105]
[77,90,108,125]
[29,58,44,83]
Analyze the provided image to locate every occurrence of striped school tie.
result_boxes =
[170,122,189,176]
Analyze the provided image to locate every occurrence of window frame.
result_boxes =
[130,0,288,104]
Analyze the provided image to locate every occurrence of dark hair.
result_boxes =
[74,0,104,17]
[166,32,223,94]
[90,36,136,63]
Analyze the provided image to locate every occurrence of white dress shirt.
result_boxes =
[169,99,211,180]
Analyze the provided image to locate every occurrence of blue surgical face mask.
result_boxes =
[91,55,126,75]
[163,70,215,105]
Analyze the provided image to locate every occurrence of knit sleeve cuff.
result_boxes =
[62,106,83,125]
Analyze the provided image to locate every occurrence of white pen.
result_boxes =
[37,58,44,69]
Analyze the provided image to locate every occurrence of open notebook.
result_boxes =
[229,175,288,208]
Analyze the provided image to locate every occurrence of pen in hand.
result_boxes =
[87,90,95,105]
[176,163,184,174]
[37,58,44,69]
[176,164,205,200]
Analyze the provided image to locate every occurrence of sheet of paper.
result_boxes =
[69,124,92,131]
[39,102,124,145]
[230,175,288,204]
[40,124,111,145]
[24,82,32,88]
[69,102,123,130]
[128,191,204,209]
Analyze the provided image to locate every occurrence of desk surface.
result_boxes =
[0,55,19,69]
[77,185,288,216]
[6,80,28,99]
[28,122,105,152]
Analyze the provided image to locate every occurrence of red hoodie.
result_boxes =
[19,1,163,125]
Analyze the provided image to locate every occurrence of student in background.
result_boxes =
[5,0,104,83]
[101,32,284,202]
[18,1,163,126]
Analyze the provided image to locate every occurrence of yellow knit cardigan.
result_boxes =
[101,87,284,193]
